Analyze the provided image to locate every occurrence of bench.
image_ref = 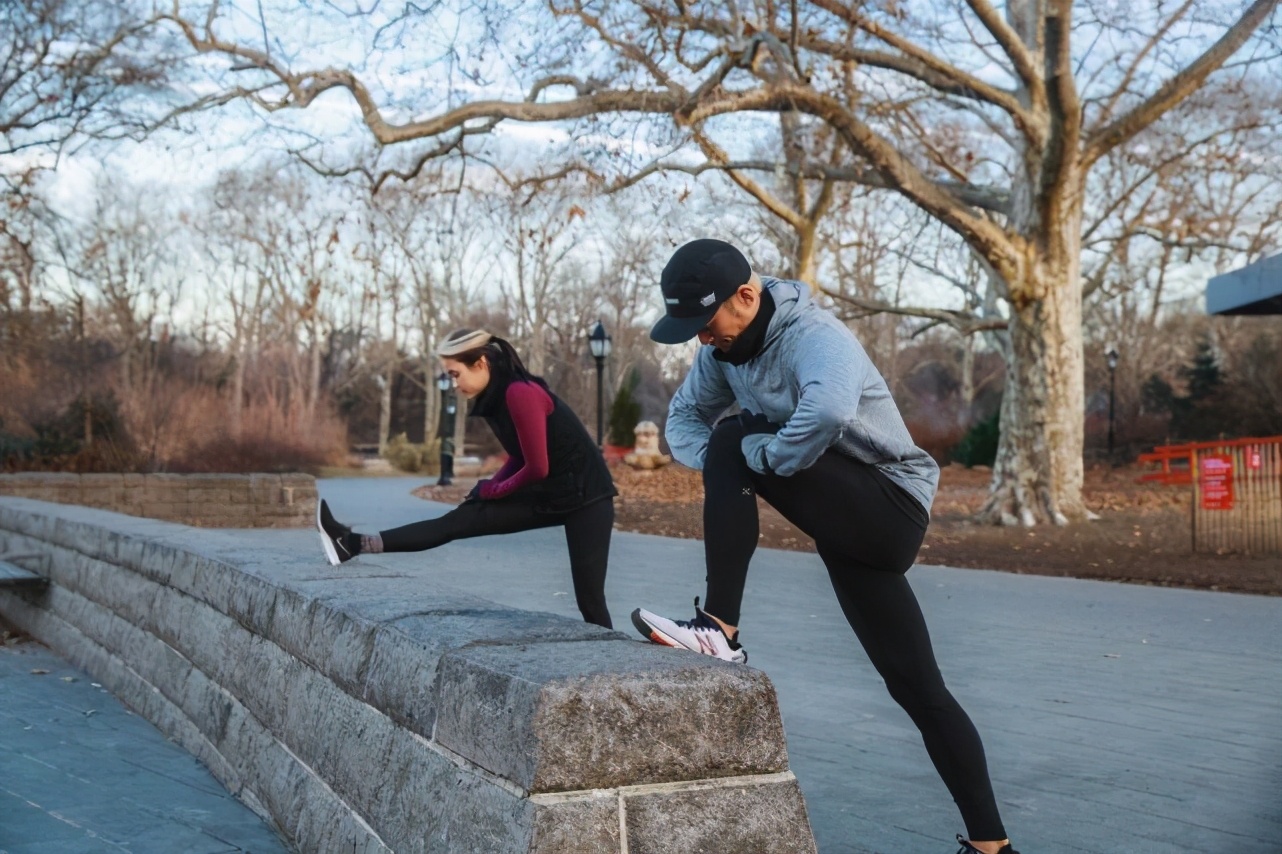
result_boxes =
[0,555,48,590]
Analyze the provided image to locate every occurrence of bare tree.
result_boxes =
[1079,73,1282,446]
[47,175,187,464]
[149,0,1280,524]
[481,176,590,375]
[365,171,490,446]
[1,0,168,162]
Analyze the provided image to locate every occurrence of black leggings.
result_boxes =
[702,419,1006,841]
[378,496,614,629]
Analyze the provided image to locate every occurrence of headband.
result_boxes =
[436,328,493,357]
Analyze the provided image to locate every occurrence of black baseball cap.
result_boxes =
[650,239,752,344]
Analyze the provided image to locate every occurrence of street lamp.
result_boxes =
[436,371,457,485]
[587,321,612,447]
[1106,346,1119,459]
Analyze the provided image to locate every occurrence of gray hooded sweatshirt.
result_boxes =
[665,276,940,514]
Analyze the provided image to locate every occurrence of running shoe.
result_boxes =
[956,835,1019,854]
[316,499,358,565]
[630,598,747,664]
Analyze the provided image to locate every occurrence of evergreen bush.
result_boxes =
[952,410,1000,467]
[607,370,642,447]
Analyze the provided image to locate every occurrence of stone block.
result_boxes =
[0,473,78,503]
[81,473,126,489]
[78,487,126,510]
[79,474,126,510]
[622,775,817,854]
[53,516,110,558]
[190,487,236,505]
[529,793,621,854]
[365,608,609,737]
[248,473,283,503]
[435,640,790,793]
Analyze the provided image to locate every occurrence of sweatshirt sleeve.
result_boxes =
[665,349,737,470]
[478,382,554,500]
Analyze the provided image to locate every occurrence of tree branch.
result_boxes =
[961,0,1044,103]
[690,127,803,228]
[1092,0,1198,128]
[607,152,1012,213]
[795,29,1032,129]
[1081,0,1280,167]
[682,83,1023,278]
[820,286,1008,335]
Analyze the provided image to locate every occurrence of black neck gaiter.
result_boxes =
[713,287,777,366]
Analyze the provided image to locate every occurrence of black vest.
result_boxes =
[470,377,616,513]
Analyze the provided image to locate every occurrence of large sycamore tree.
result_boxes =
[152,0,1279,525]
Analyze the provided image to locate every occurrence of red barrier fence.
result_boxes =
[1138,437,1282,554]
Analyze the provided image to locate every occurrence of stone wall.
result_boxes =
[0,473,316,528]
[0,497,817,854]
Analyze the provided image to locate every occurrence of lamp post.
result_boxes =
[1106,346,1119,460]
[436,371,456,486]
[587,321,612,447]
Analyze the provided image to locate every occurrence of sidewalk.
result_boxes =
[2,476,1279,854]
[0,642,291,854]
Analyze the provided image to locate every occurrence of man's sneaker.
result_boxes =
[316,499,358,565]
[630,598,747,664]
[956,835,1019,854]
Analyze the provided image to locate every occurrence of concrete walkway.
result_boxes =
[3,476,1280,853]
[0,643,291,854]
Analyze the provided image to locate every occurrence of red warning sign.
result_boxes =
[1199,454,1234,511]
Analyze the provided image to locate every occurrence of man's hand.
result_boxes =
[736,411,780,476]
[737,409,781,435]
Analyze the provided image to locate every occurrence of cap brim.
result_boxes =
[650,309,715,344]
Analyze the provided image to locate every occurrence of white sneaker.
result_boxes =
[631,599,747,664]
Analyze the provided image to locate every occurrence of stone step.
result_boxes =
[0,556,47,589]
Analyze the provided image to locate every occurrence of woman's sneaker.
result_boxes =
[956,835,1019,854]
[630,599,747,663]
[316,499,359,565]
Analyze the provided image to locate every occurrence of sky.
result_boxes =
[12,0,1278,345]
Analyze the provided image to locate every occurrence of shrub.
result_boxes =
[166,398,350,474]
[382,433,442,474]
[1,396,145,473]
[608,370,642,448]
[952,410,1000,467]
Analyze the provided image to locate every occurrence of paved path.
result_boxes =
[0,643,291,854]
[2,476,1279,854]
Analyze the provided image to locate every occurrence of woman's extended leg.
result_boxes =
[562,498,614,628]
[378,499,557,552]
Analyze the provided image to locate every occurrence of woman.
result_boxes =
[317,328,618,628]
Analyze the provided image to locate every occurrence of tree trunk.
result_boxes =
[424,361,438,450]
[377,371,392,456]
[980,201,1089,525]
[231,349,245,437]
[795,220,818,289]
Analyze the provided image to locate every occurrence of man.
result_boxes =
[631,239,1018,854]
